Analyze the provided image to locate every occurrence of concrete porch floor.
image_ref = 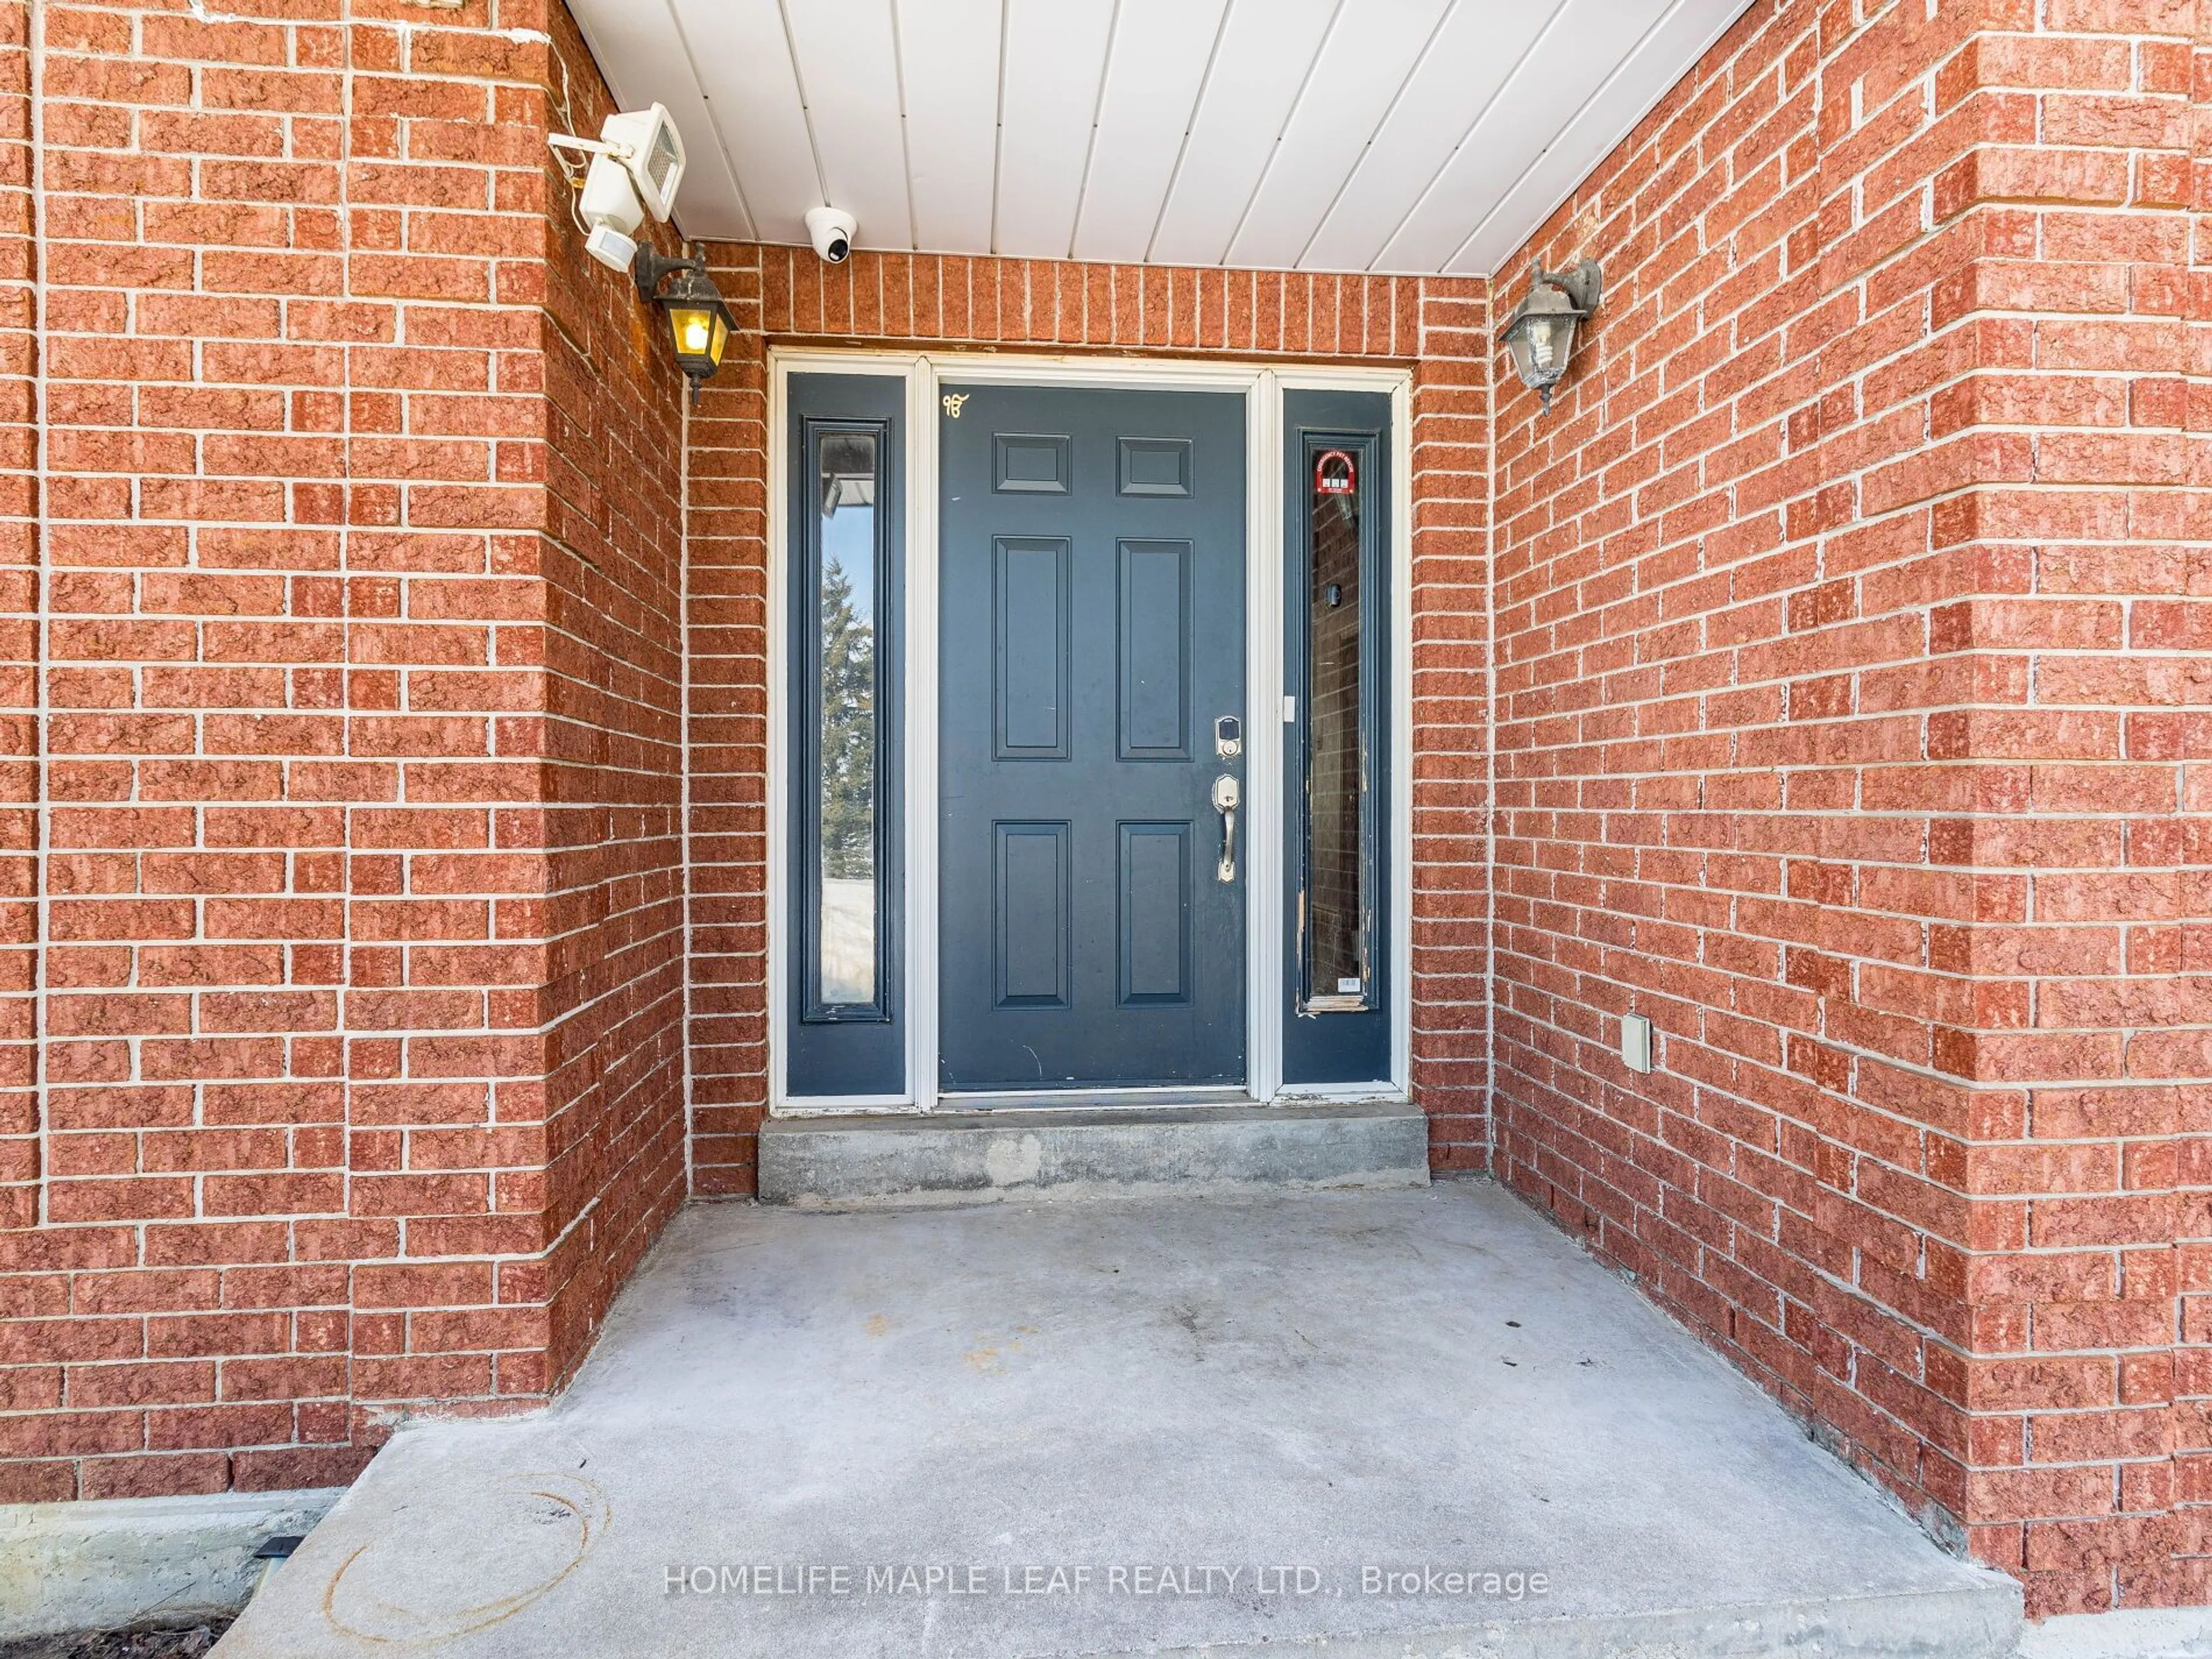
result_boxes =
[214,1181,2020,1658]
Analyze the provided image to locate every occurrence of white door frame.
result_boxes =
[764,347,1412,1116]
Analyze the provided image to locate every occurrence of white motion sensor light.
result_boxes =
[550,103,689,274]
[578,153,642,271]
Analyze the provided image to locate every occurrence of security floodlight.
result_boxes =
[600,105,685,222]
[550,104,688,274]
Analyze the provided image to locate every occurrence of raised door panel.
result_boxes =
[1117,539,1190,760]
[995,537,1071,759]
[995,822,1071,1008]
[1118,822,1191,1005]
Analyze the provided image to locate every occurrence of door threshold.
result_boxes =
[935,1086,1252,1113]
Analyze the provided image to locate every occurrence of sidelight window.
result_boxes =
[786,372,904,1099]
[806,423,889,1018]
[1302,443,1372,1011]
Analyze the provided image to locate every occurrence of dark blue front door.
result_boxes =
[939,385,1247,1092]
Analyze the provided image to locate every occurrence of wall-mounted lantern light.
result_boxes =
[633,244,735,405]
[1497,257,1601,412]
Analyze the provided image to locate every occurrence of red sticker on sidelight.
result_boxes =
[1314,449,1357,495]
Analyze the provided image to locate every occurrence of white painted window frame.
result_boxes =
[765,348,1412,1116]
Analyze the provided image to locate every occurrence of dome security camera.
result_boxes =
[806,206,856,264]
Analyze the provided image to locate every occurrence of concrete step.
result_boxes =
[757,1099,1429,1207]
[1,1487,340,1642]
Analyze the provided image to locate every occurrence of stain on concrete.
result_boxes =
[980,1133,1044,1188]
[316,1472,606,1647]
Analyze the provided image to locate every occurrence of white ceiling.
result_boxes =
[568,0,1754,278]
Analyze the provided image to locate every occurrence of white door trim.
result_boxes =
[764,347,1412,1116]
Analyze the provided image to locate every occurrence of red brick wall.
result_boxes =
[679,245,1491,1195]
[1490,0,2210,1617]
[0,0,687,1502]
[0,0,33,1292]
[528,0,688,1411]
[0,10,2199,1627]
[1950,0,2209,1612]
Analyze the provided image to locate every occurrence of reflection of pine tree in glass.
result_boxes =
[819,557,876,880]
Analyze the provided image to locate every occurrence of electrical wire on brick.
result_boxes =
[546,53,597,241]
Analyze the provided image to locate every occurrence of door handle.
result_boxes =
[1211,774,1240,884]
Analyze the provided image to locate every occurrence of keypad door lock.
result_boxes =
[1214,714,1243,759]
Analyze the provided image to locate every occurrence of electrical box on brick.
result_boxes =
[1620,1013,1654,1074]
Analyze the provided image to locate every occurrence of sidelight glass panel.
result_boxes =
[1304,449,1367,1008]
[815,428,880,1010]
